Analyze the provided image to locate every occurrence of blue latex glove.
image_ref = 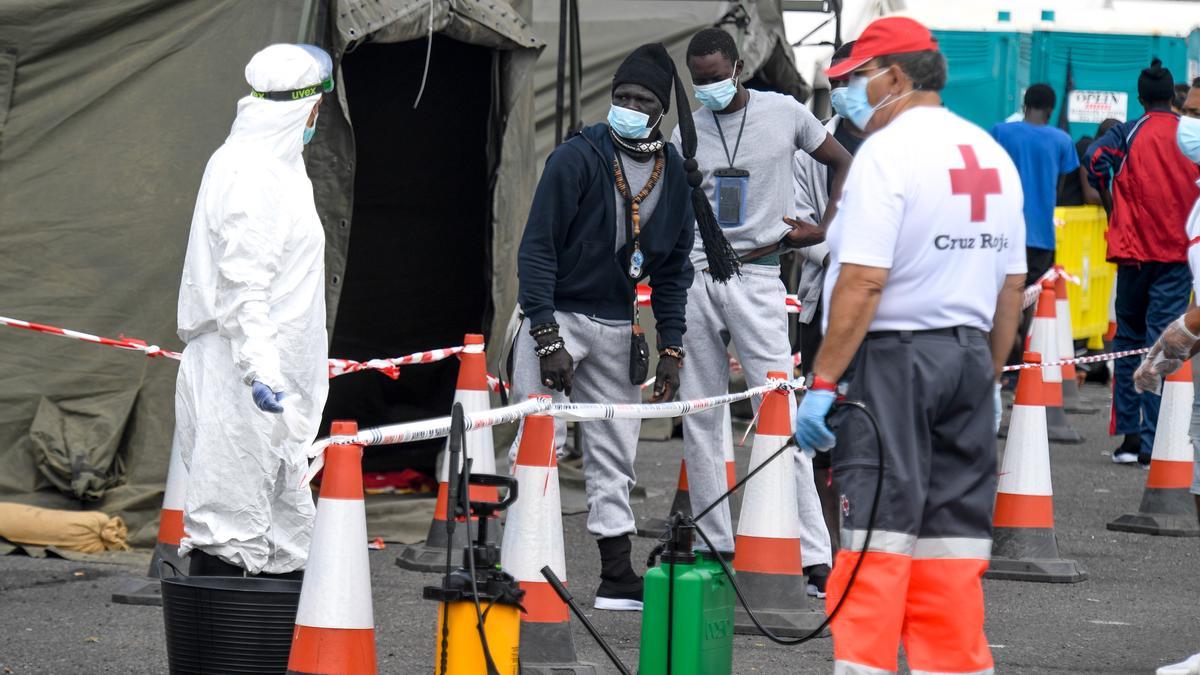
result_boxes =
[994,381,1003,433]
[251,380,285,414]
[794,389,837,458]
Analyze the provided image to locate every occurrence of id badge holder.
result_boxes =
[714,168,750,227]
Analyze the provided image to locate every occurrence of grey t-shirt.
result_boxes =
[613,149,663,251]
[671,89,828,267]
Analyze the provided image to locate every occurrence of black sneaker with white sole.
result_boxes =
[804,563,830,599]
[594,575,644,611]
[594,534,643,611]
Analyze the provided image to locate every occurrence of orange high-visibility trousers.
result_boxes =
[825,329,996,675]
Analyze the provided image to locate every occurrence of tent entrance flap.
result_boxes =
[323,36,493,475]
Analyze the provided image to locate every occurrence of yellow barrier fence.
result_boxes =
[1054,205,1115,350]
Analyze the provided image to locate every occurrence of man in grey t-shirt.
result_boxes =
[670,28,851,597]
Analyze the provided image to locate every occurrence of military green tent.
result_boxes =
[0,0,799,546]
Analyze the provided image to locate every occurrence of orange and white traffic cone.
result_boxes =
[112,439,188,606]
[398,334,501,572]
[1030,280,1083,443]
[288,420,377,675]
[501,399,597,674]
[732,372,824,635]
[638,408,735,538]
[987,352,1087,582]
[1055,272,1096,414]
[1108,360,1200,537]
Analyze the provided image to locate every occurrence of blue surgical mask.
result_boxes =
[842,69,913,131]
[829,86,851,120]
[302,109,318,146]
[608,104,660,140]
[694,77,738,111]
[1178,115,1200,163]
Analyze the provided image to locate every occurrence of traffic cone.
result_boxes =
[732,372,824,635]
[397,334,501,572]
[1055,272,1096,414]
[111,439,188,606]
[637,407,736,538]
[1108,360,1200,537]
[288,420,377,674]
[501,398,597,674]
[987,352,1087,582]
[1030,280,1083,443]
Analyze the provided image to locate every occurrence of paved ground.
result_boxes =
[1,381,1198,673]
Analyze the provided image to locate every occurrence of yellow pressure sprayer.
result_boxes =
[424,403,523,675]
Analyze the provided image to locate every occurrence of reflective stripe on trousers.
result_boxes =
[826,330,997,674]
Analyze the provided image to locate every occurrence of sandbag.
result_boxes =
[0,502,130,553]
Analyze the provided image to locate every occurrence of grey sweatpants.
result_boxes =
[509,311,641,539]
[681,266,832,565]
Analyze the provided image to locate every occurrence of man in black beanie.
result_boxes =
[510,43,735,611]
[1088,58,1200,466]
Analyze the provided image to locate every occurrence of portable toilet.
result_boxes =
[899,7,1034,132]
[933,26,1031,130]
[1022,6,1200,140]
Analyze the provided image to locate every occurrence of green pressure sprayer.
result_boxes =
[541,398,886,675]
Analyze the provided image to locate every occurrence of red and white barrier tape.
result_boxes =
[1022,265,1082,310]
[301,378,804,487]
[328,346,466,380]
[0,315,181,360]
[1002,347,1148,372]
[0,314,476,381]
[636,284,800,314]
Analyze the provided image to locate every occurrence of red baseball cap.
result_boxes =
[825,17,939,79]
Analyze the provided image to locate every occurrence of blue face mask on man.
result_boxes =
[608,104,661,140]
[840,68,914,131]
[1177,115,1200,163]
[694,76,738,111]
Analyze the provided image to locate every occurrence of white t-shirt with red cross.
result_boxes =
[822,106,1027,333]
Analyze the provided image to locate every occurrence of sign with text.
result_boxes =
[1067,90,1128,124]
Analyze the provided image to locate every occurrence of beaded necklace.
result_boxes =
[613,150,665,279]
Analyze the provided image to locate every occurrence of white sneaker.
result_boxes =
[1157,652,1200,675]
[593,596,643,611]
[1112,451,1140,464]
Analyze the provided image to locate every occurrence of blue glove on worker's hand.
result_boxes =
[251,380,285,414]
[793,389,837,458]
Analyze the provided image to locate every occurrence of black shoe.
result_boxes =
[594,535,643,611]
[1112,434,1141,465]
[804,564,830,599]
[187,550,246,577]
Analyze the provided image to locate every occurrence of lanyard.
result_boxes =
[712,95,749,168]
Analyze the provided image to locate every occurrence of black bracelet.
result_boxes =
[530,322,560,339]
[535,338,565,357]
[659,346,685,361]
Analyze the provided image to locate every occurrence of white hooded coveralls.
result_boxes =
[174,44,330,574]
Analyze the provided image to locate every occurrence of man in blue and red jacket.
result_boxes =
[1088,58,1200,465]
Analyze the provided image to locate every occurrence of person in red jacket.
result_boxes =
[1087,58,1200,466]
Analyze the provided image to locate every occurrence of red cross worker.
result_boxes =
[790,17,1027,675]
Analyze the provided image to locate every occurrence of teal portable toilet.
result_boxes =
[1031,30,1190,141]
[933,28,1031,131]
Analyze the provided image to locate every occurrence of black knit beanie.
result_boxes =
[612,43,675,112]
[611,42,739,282]
[1138,58,1174,103]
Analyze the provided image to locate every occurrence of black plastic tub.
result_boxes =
[160,562,301,674]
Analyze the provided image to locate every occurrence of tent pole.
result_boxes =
[555,0,567,146]
[568,0,582,135]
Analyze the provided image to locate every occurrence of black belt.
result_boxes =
[865,326,986,345]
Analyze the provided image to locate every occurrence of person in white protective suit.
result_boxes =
[174,43,333,578]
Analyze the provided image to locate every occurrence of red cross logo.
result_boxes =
[949,145,1001,222]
